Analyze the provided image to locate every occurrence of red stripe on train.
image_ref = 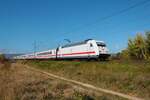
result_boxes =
[36,51,96,58]
[62,51,95,56]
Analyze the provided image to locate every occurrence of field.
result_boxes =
[26,60,150,99]
[0,61,127,100]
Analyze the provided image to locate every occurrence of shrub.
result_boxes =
[127,33,147,59]
[0,54,6,63]
[123,31,150,60]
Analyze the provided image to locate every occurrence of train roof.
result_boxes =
[61,39,94,48]
[95,40,105,43]
[36,49,55,54]
[61,39,105,48]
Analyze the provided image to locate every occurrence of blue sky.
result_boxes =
[0,0,150,53]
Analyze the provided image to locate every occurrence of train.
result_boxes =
[14,39,110,60]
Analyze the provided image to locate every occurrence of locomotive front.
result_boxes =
[96,41,110,60]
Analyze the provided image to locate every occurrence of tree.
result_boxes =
[127,38,136,58]
[127,33,147,59]
[145,31,150,58]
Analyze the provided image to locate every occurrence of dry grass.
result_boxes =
[27,60,150,99]
[0,61,125,100]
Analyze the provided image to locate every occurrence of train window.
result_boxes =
[37,51,52,55]
[90,43,93,47]
[97,42,106,47]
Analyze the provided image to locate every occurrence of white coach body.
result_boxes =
[14,39,110,60]
[56,39,108,59]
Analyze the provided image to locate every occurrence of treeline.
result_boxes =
[120,31,150,60]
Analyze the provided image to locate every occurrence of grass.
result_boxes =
[0,61,125,100]
[27,60,150,99]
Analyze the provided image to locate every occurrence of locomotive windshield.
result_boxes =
[96,42,106,47]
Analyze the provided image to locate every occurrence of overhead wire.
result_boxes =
[63,0,150,34]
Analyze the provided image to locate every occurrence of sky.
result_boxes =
[0,0,150,54]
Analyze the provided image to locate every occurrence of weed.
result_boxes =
[28,60,150,99]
